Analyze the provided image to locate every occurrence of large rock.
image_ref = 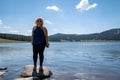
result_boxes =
[21,65,52,79]
[0,67,7,76]
[14,77,39,80]
[0,72,6,76]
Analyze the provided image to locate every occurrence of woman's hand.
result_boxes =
[46,43,49,48]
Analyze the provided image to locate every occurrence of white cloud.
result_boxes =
[52,28,58,32]
[0,19,3,25]
[46,5,62,12]
[24,29,32,36]
[9,30,19,34]
[45,20,53,24]
[0,26,10,29]
[76,0,97,12]
[0,19,19,34]
[0,19,10,29]
[27,29,32,33]
[51,28,59,34]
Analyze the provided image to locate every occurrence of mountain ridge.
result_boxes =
[0,28,120,42]
[49,28,120,41]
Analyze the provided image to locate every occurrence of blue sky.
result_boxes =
[0,0,120,35]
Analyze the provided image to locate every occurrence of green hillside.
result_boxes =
[0,28,120,42]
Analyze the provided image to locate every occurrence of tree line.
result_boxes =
[0,33,31,41]
[0,28,120,42]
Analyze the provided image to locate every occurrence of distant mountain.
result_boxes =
[0,28,120,42]
[49,28,120,41]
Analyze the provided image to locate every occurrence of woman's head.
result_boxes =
[35,18,43,27]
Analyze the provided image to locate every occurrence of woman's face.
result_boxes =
[36,18,43,26]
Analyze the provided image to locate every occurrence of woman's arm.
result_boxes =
[43,27,49,47]
[31,27,35,44]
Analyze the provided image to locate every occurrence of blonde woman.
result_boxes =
[31,18,49,71]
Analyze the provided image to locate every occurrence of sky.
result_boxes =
[0,0,120,35]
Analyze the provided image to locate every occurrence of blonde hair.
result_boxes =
[35,18,44,27]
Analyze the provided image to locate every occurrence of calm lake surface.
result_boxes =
[0,42,120,80]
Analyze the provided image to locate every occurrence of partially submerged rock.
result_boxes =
[14,77,34,80]
[0,72,6,76]
[21,65,52,79]
[0,67,7,76]
[14,77,49,80]
[0,67,7,70]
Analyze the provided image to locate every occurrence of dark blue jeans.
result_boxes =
[33,42,45,67]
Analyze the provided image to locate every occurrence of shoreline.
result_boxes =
[0,38,28,43]
[0,38,120,43]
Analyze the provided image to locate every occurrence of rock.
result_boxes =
[0,72,6,76]
[14,77,48,80]
[21,65,52,79]
[0,67,7,76]
[14,77,33,80]
[0,67,7,70]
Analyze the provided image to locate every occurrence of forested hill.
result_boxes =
[0,33,31,42]
[49,28,120,41]
[0,28,120,42]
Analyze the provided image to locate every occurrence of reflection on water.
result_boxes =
[0,42,120,80]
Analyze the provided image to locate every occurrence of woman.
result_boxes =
[31,18,49,71]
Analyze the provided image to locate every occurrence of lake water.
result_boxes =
[0,42,120,80]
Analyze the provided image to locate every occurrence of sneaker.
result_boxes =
[39,66,43,71]
[33,66,37,71]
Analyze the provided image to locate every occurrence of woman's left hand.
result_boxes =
[46,43,49,48]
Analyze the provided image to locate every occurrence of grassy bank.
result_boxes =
[0,38,25,43]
